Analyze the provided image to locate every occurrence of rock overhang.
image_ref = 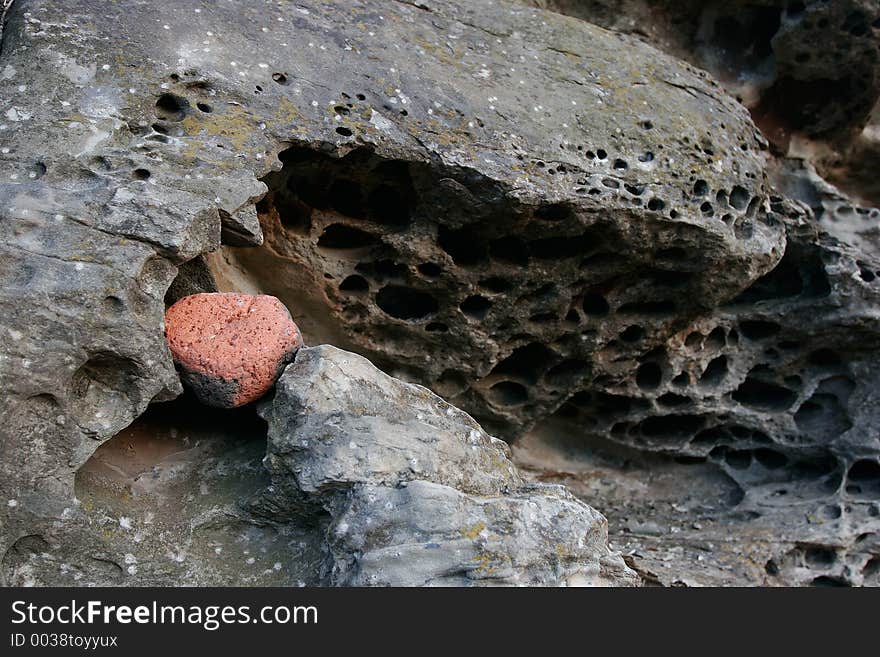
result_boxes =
[0,0,800,585]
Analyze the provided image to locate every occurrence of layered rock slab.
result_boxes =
[259,346,637,586]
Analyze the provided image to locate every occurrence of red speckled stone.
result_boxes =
[165,293,303,408]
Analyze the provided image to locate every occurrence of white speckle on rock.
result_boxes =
[119,516,132,530]
[7,499,18,507]
[5,107,30,122]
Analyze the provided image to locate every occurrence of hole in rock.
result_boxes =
[657,392,689,407]
[636,362,662,391]
[489,381,528,406]
[491,343,556,385]
[699,356,728,387]
[739,320,781,340]
[582,293,610,316]
[725,450,752,470]
[154,93,189,121]
[479,276,512,293]
[810,576,850,587]
[847,460,880,498]
[368,185,411,226]
[545,359,588,386]
[705,327,726,350]
[439,226,487,266]
[754,448,787,469]
[489,236,529,266]
[460,295,492,320]
[620,325,645,342]
[733,373,797,411]
[339,274,369,292]
[316,224,378,250]
[796,375,853,438]
[805,546,837,567]
[639,414,705,440]
[417,262,442,277]
[617,300,676,316]
[729,185,749,211]
[261,145,415,238]
[375,285,438,320]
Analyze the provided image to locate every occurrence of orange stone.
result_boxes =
[164,293,303,408]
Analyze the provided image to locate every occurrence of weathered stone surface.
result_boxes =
[259,345,637,586]
[261,345,520,498]
[0,0,877,587]
[329,481,628,586]
[165,293,302,408]
[214,8,786,441]
[528,0,880,144]
[0,0,660,585]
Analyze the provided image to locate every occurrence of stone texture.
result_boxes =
[527,0,880,144]
[0,0,877,587]
[259,345,637,586]
[165,293,302,408]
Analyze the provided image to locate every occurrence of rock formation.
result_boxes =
[0,0,877,586]
[259,346,636,586]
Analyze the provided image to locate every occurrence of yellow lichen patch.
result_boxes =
[461,522,486,539]
[180,105,256,152]
[555,543,573,558]
[473,552,497,575]
[274,97,303,126]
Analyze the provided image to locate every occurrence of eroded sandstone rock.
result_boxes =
[527,0,880,145]
[0,0,876,587]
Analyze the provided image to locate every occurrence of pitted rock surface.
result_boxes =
[0,0,876,587]
[165,293,302,408]
[527,0,880,144]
